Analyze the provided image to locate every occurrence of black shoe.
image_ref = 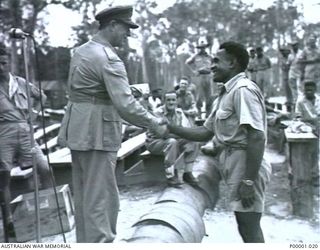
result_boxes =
[167,176,183,188]
[183,172,198,186]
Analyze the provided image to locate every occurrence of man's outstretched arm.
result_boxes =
[168,124,213,142]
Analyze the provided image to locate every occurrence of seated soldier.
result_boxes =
[145,91,198,187]
[176,77,198,124]
[295,80,320,132]
[295,80,320,189]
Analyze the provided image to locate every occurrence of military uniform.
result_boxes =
[186,51,214,117]
[204,73,271,212]
[146,106,198,183]
[176,88,198,124]
[0,74,50,184]
[58,6,162,243]
[254,55,271,97]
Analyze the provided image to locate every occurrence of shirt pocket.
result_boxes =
[216,109,235,137]
[102,109,122,147]
[0,94,13,113]
[15,92,28,110]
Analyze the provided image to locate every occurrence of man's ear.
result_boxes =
[229,57,237,69]
[109,20,118,31]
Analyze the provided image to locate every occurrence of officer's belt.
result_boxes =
[69,94,113,105]
[198,72,211,75]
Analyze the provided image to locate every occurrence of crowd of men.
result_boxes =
[0,4,319,244]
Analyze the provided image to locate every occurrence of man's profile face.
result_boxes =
[211,49,232,83]
[164,93,177,112]
[0,55,10,80]
[112,21,131,48]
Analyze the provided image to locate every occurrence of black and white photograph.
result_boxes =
[0,0,319,246]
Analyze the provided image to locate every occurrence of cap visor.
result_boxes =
[123,20,139,29]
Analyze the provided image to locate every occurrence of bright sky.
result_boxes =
[44,0,320,47]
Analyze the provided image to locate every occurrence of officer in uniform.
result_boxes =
[58,5,167,243]
[186,37,214,118]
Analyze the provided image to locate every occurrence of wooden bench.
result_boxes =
[48,132,147,187]
[40,136,60,154]
[34,123,61,146]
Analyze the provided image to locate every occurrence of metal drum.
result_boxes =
[129,223,185,243]
[156,185,207,213]
[131,201,205,243]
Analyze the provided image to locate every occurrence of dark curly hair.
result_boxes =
[219,41,249,72]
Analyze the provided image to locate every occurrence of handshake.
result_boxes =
[151,117,170,138]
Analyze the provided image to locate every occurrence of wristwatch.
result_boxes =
[242,179,254,186]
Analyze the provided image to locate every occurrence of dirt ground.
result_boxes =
[34,146,320,244]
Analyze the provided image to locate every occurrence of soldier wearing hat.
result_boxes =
[58,5,167,243]
[186,37,215,118]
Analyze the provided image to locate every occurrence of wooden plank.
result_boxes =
[49,132,147,164]
[49,147,71,164]
[40,136,58,151]
[117,132,146,160]
[285,129,318,142]
[34,123,61,141]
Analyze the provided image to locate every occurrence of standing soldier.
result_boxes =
[168,42,271,243]
[246,47,257,82]
[297,34,320,97]
[254,46,272,97]
[288,39,302,110]
[186,37,214,118]
[58,6,167,243]
[279,46,292,111]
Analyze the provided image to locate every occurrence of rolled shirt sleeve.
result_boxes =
[234,86,266,132]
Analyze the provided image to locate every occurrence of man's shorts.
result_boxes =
[0,123,34,171]
[217,147,272,213]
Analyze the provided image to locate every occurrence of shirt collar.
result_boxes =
[224,72,246,93]
[92,33,115,51]
[8,73,18,99]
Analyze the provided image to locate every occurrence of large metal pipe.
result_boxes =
[121,153,220,243]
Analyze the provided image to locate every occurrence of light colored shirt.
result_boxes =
[204,72,267,148]
[298,47,320,82]
[288,50,302,79]
[254,56,271,71]
[186,52,212,75]
[0,74,43,122]
[295,94,320,121]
